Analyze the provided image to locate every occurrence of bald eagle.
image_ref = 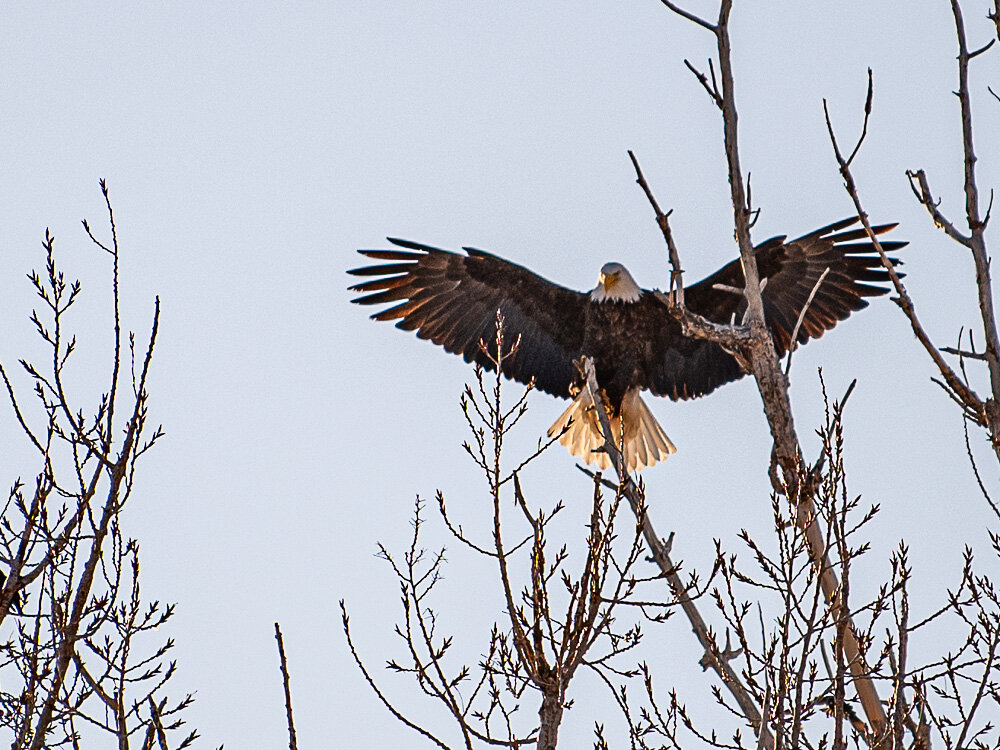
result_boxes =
[349,218,903,472]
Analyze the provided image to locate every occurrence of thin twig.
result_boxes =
[684,59,723,108]
[340,601,451,750]
[658,0,715,32]
[784,267,830,375]
[942,346,989,361]
[274,623,299,750]
[628,150,685,305]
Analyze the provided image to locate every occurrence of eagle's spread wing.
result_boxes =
[349,239,587,396]
[646,218,904,400]
[685,218,904,352]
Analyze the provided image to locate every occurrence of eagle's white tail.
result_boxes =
[547,387,676,472]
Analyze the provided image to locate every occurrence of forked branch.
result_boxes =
[824,11,1000,464]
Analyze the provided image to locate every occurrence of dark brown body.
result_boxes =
[582,294,739,411]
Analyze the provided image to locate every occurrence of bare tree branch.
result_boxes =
[627,150,685,306]
[655,2,891,739]
[274,623,299,750]
[580,357,774,749]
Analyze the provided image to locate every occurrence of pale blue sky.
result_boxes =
[1,2,997,747]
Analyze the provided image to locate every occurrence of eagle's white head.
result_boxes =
[589,262,642,303]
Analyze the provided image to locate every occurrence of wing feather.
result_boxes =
[350,240,587,396]
[683,218,905,355]
[644,218,904,399]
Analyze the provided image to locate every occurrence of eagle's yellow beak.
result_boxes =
[601,271,618,292]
